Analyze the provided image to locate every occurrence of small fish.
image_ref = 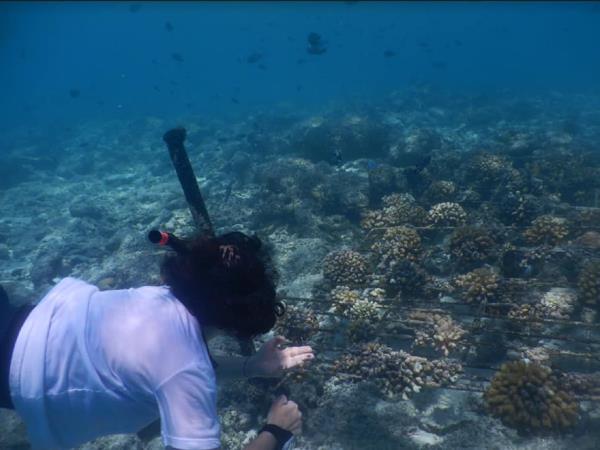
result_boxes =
[231,97,240,104]
[432,61,448,70]
[165,21,174,32]
[258,63,267,71]
[153,85,160,92]
[69,89,80,98]
[307,32,327,55]
[296,58,306,65]
[296,84,303,92]
[246,52,263,64]
[367,160,380,171]
[417,40,430,48]
[334,148,343,166]
[224,180,235,203]
[383,50,396,58]
[171,52,184,63]
[454,39,463,47]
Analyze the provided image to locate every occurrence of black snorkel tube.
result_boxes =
[147,229,189,254]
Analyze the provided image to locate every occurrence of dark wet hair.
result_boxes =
[160,231,284,339]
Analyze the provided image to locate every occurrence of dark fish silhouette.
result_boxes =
[296,84,303,92]
[153,85,160,92]
[246,52,263,64]
[258,63,267,71]
[297,58,306,64]
[383,50,396,58]
[165,21,174,32]
[432,61,447,70]
[69,89,80,98]
[224,180,235,203]
[307,32,327,55]
[231,97,240,104]
[454,39,463,47]
[417,40,430,48]
[171,52,184,63]
[128,4,142,13]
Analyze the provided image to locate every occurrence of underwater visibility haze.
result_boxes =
[1,1,600,449]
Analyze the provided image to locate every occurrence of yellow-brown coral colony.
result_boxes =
[322,249,370,286]
[484,361,578,431]
[578,261,600,309]
[523,215,569,246]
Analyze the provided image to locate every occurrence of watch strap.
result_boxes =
[258,423,293,450]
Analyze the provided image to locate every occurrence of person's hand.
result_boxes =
[247,336,314,378]
[266,395,302,435]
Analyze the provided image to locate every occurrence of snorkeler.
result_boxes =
[0,229,313,450]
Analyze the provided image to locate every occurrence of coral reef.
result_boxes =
[274,304,319,344]
[577,261,600,309]
[322,250,370,287]
[329,285,362,315]
[346,296,384,342]
[329,287,386,341]
[523,215,569,246]
[538,287,577,320]
[371,226,422,264]
[360,193,427,230]
[411,312,467,357]
[422,180,457,204]
[332,342,462,399]
[427,202,467,226]
[449,226,497,265]
[484,361,579,432]
[384,259,428,297]
[453,268,500,303]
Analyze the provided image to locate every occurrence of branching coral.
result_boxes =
[384,259,428,297]
[360,193,427,230]
[322,250,370,286]
[329,285,362,315]
[274,304,319,344]
[449,226,496,265]
[332,342,462,399]
[454,268,500,303]
[523,215,569,246]
[422,180,457,204]
[577,261,600,309]
[470,152,511,180]
[484,361,579,432]
[539,287,576,320]
[346,297,383,342]
[427,202,467,226]
[411,312,467,357]
[329,287,385,341]
[371,226,422,264]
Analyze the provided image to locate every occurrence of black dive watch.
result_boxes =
[258,423,295,450]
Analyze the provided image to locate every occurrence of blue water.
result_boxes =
[1,1,600,134]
